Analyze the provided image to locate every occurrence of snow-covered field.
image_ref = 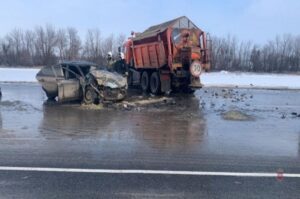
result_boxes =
[201,71,300,89]
[1,67,300,89]
[0,68,39,83]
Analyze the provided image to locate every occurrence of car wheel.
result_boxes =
[83,86,97,104]
[141,71,150,92]
[45,92,56,100]
[150,72,161,95]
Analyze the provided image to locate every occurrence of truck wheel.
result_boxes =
[184,87,195,94]
[183,85,195,94]
[127,71,133,86]
[150,72,161,95]
[83,86,97,104]
[141,71,150,92]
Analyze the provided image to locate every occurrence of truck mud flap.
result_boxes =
[189,77,203,88]
[160,73,171,93]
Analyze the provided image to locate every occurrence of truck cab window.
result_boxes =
[172,28,181,45]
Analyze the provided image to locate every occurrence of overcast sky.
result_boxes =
[0,0,299,44]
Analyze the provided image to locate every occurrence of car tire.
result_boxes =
[83,86,97,104]
[141,71,150,92]
[45,92,56,100]
[150,72,161,95]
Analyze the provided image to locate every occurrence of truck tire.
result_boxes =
[127,71,133,86]
[150,72,161,95]
[183,86,195,94]
[141,71,150,92]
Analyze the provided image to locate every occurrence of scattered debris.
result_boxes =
[222,110,253,121]
[291,112,300,118]
[131,97,173,106]
[80,103,104,110]
[79,96,176,111]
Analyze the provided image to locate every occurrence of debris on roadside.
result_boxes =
[291,112,300,118]
[80,103,104,110]
[114,97,175,111]
[222,110,254,121]
[280,112,300,119]
[281,113,286,119]
[78,96,176,111]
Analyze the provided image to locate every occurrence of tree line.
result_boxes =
[0,24,300,73]
[0,24,125,67]
[211,34,300,73]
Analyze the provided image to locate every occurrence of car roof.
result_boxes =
[60,61,97,67]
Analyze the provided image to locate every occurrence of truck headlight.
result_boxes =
[190,61,202,77]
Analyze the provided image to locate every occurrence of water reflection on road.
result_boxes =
[0,83,300,159]
[39,96,207,153]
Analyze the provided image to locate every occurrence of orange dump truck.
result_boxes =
[123,16,211,94]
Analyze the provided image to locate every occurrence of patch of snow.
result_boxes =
[201,72,300,89]
[0,68,39,83]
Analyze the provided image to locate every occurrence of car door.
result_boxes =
[57,65,82,102]
[36,66,59,97]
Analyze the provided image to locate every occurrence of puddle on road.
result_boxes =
[0,100,41,112]
[1,83,300,157]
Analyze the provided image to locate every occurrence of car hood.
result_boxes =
[89,69,127,89]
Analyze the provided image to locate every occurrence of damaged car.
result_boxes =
[36,61,127,104]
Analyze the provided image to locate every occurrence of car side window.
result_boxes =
[80,66,90,76]
[39,66,55,76]
[68,65,81,79]
[53,65,64,78]
[62,65,69,79]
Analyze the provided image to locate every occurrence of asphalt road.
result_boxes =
[0,83,300,198]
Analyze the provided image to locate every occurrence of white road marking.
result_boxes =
[0,166,300,178]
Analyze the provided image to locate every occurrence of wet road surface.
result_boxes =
[0,83,300,198]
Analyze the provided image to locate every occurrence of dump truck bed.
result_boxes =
[133,41,166,69]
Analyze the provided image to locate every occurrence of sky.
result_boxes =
[0,0,299,44]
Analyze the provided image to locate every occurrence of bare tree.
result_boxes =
[0,37,3,64]
[35,24,57,65]
[65,27,81,60]
[82,29,103,64]
[1,38,11,65]
[114,33,126,55]
[0,24,300,72]
[101,34,114,57]
[56,28,67,61]
[6,29,24,65]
